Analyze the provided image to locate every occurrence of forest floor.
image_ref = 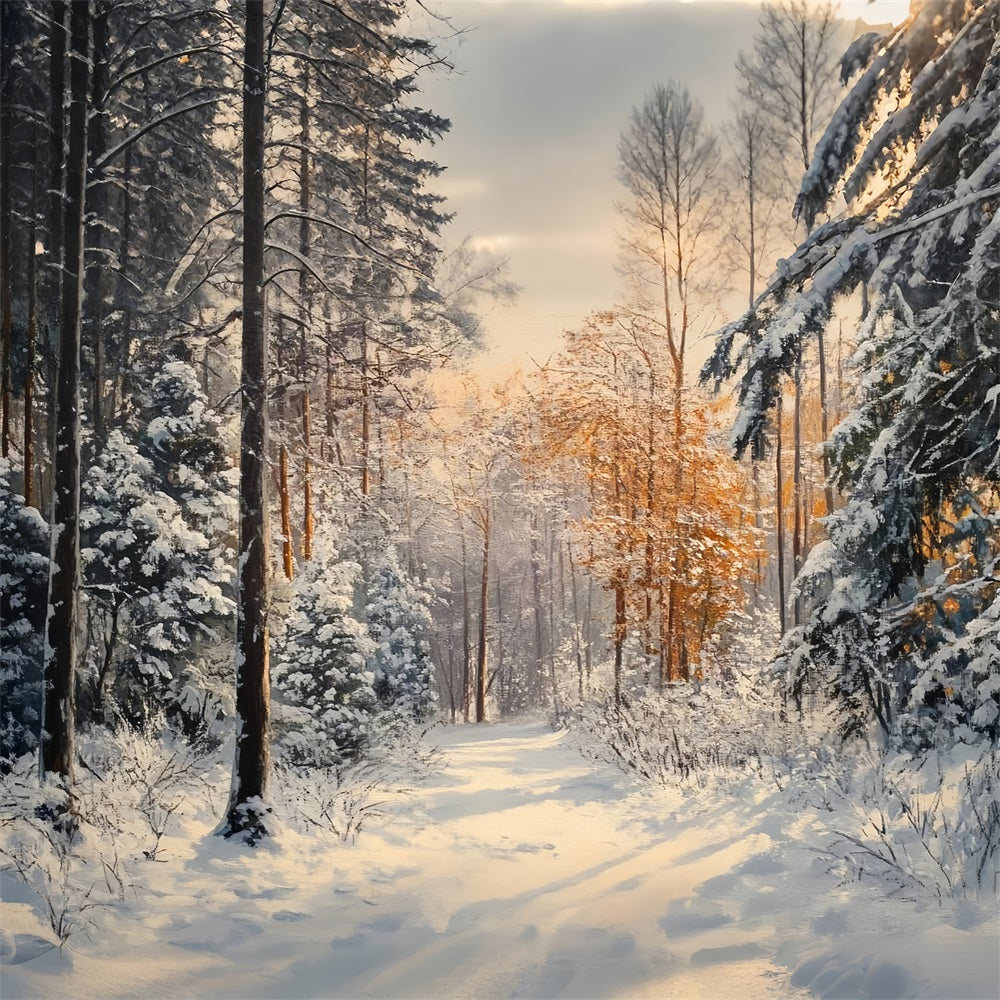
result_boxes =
[1,719,998,999]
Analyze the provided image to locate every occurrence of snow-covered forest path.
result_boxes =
[331,720,799,999]
[5,720,998,999]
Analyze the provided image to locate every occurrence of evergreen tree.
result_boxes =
[0,458,48,767]
[80,397,234,731]
[705,0,1000,744]
[365,549,436,719]
[272,539,376,767]
[139,357,237,541]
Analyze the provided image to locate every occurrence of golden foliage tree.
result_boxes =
[530,310,760,701]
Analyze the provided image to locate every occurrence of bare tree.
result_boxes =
[736,0,842,624]
[617,81,720,680]
[724,104,789,625]
[737,1,840,184]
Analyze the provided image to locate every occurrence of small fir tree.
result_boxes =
[0,458,49,767]
[365,550,437,719]
[272,540,376,767]
[80,423,233,730]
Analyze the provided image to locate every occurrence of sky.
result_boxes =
[412,0,910,375]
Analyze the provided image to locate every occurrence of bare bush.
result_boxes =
[274,760,389,843]
[273,712,441,844]
[0,758,130,950]
[573,676,808,789]
[77,715,221,860]
[828,747,1000,900]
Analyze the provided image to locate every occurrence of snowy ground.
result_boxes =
[2,720,998,999]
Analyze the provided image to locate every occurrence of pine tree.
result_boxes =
[705,0,1000,743]
[272,539,376,767]
[0,458,48,767]
[139,356,237,540]
[365,549,436,719]
[80,425,234,729]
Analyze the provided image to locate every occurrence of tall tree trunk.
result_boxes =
[24,189,37,507]
[792,354,803,626]
[613,578,626,708]
[475,511,489,723]
[302,394,313,560]
[41,0,88,799]
[460,520,470,722]
[749,460,762,598]
[222,0,270,841]
[44,2,66,512]
[279,443,293,579]
[643,375,656,674]
[298,74,314,561]
[0,0,16,459]
[114,140,133,418]
[325,338,334,438]
[359,322,370,496]
[775,392,786,636]
[584,567,593,683]
[84,0,109,442]
[568,539,584,700]
[530,511,545,708]
[493,574,504,712]
[817,328,834,517]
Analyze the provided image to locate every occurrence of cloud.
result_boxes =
[434,175,491,201]
[469,231,608,255]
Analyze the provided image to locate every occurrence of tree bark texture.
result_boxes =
[475,514,489,723]
[41,0,89,789]
[222,0,271,841]
[0,0,16,459]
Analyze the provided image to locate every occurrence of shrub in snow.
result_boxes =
[577,676,796,789]
[574,604,817,788]
[275,711,440,843]
[1,722,226,950]
[0,458,49,768]
[272,541,376,767]
[0,756,129,950]
[828,746,1000,899]
[273,758,388,844]
[77,715,221,860]
[365,550,437,719]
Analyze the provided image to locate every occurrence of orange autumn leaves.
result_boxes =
[526,310,762,683]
